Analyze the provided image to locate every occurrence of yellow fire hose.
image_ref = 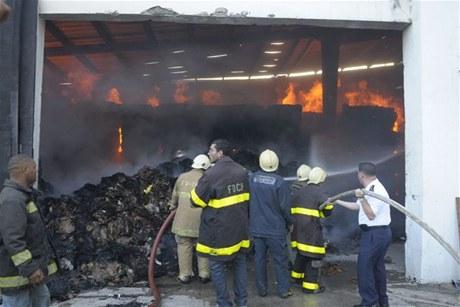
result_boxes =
[320,189,460,265]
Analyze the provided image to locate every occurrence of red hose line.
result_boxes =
[148,210,176,307]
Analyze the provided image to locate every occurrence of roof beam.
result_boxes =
[91,21,131,68]
[45,20,98,73]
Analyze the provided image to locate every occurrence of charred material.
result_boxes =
[40,167,177,299]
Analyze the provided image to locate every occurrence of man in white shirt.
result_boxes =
[335,162,391,307]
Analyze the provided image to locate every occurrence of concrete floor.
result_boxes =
[3,242,459,307]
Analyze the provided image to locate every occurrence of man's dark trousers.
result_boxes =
[209,253,247,307]
[253,236,290,296]
[358,226,392,306]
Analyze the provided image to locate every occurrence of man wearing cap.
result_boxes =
[191,139,250,307]
[290,167,333,294]
[249,149,292,298]
[169,154,211,284]
[334,162,391,307]
[0,155,58,307]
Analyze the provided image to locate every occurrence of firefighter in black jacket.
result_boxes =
[290,167,333,294]
[191,139,250,307]
[0,155,57,306]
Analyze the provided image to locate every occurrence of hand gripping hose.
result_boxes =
[148,210,176,307]
[320,190,460,265]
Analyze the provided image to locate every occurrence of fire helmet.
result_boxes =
[297,164,312,182]
[259,149,279,172]
[191,154,211,170]
[309,167,327,184]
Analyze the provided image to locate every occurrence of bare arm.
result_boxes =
[358,197,376,220]
[334,199,359,211]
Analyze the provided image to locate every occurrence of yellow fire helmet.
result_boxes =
[297,164,312,182]
[191,154,211,170]
[259,149,279,172]
[309,167,327,184]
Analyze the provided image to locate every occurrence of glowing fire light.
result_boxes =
[201,90,222,105]
[280,81,323,112]
[117,127,123,154]
[281,83,297,105]
[147,85,160,108]
[343,80,404,133]
[62,71,100,103]
[106,88,123,105]
[278,80,404,132]
[174,81,190,104]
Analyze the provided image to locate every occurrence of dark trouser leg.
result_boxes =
[374,227,392,306]
[232,252,248,307]
[358,231,379,306]
[291,252,307,283]
[210,259,232,307]
[266,236,291,296]
[302,256,321,292]
[253,237,268,296]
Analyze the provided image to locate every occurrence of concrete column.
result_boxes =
[321,35,339,120]
[403,1,460,282]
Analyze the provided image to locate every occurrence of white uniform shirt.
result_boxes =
[358,178,391,226]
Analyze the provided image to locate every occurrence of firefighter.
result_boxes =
[191,139,250,307]
[169,154,211,284]
[291,164,312,192]
[0,155,58,307]
[290,167,333,294]
[287,164,312,266]
[249,150,292,298]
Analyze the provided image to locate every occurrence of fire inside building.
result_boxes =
[0,1,459,306]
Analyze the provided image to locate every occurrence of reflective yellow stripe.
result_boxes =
[291,271,304,279]
[302,281,319,290]
[208,193,250,209]
[191,189,207,208]
[291,207,320,217]
[26,201,37,214]
[0,261,58,288]
[11,249,32,266]
[324,204,334,210]
[196,240,250,256]
[291,241,326,254]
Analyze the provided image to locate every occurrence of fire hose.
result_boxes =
[320,190,460,265]
[148,209,176,307]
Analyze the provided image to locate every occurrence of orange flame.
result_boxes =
[63,71,100,103]
[201,90,222,105]
[147,85,161,107]
[281,83,297,105]
[279,81,323,112]
[117,127,123,153]
[298,81,323,113]
[106,88,123,105]
[343,81,404,132]
[174,81,190,104]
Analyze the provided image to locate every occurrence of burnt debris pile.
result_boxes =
[40,167,177,299]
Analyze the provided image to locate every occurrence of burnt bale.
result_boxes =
[40,166,177,299]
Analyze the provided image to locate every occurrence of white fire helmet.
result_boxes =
[309,167,327,184]
[297,164,312,182]
[259,149,279,172]
[191,154,211,170]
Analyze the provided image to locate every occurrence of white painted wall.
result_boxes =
[404,1,460,282]
[39,0,411,24]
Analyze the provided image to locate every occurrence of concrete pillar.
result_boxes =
[403,1,460,282]
[321,35,339,119]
